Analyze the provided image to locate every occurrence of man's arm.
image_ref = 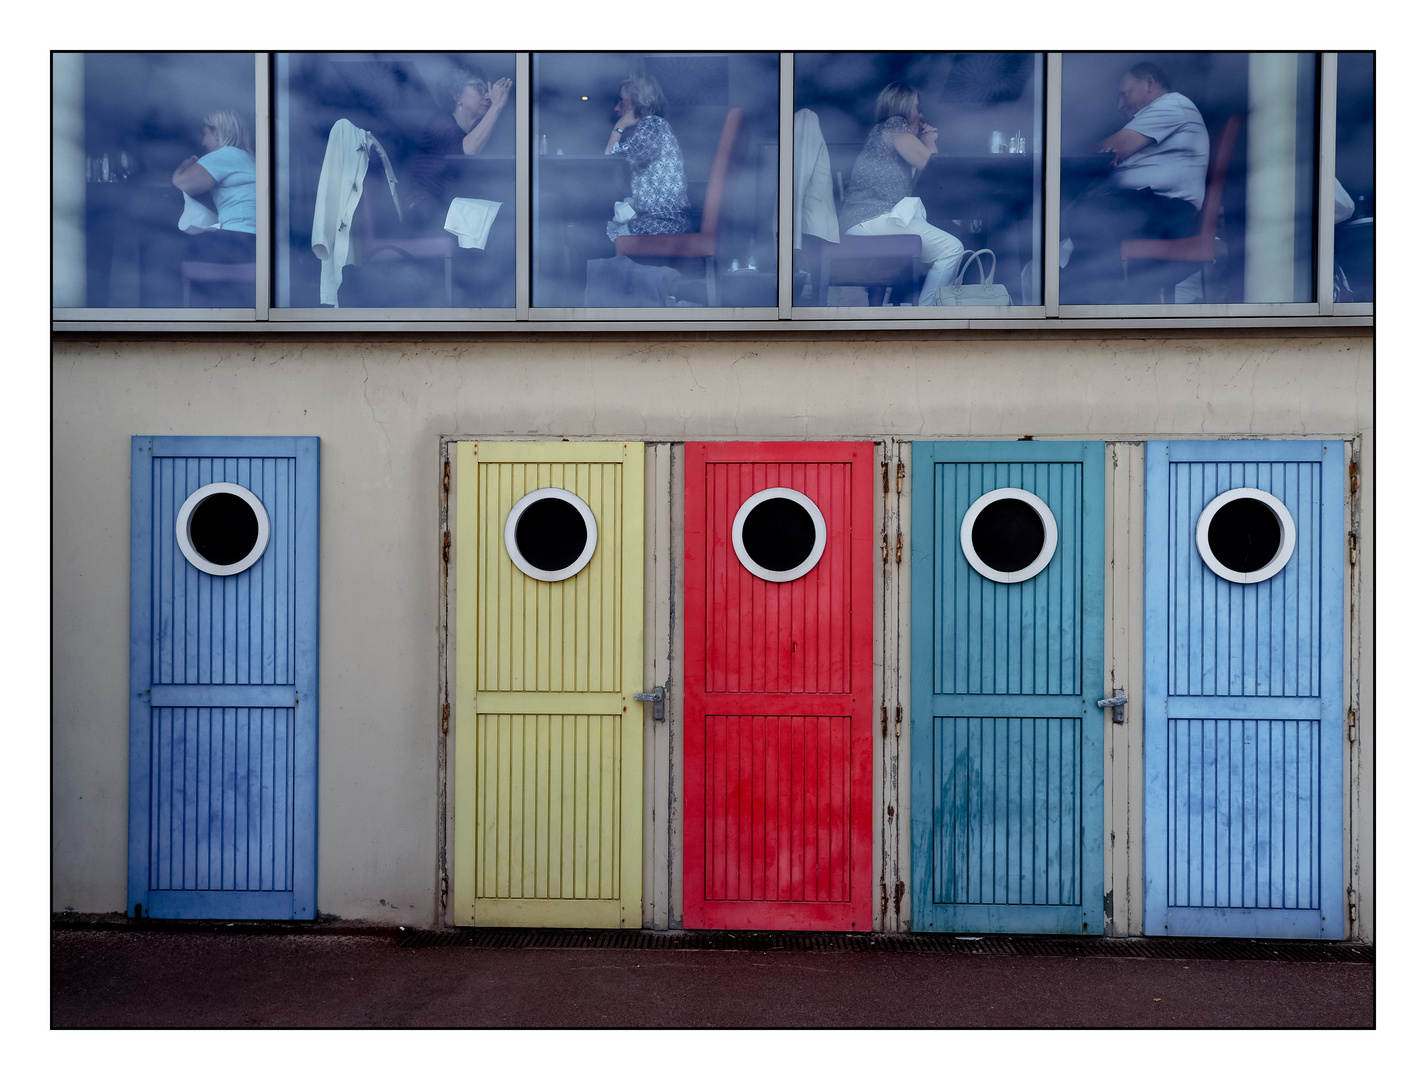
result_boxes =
[1098,127,1152,166]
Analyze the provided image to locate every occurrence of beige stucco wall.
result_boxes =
[51,330,1373,930]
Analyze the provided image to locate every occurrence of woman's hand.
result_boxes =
[918,123,939,152]
[487,78,512,112]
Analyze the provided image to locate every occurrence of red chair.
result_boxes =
[1121,114,1242,300]
[615,108,745,307]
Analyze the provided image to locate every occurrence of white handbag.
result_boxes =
[934,248,1013,306]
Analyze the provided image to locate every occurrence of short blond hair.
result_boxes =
[620,74,668,119]
[874,81,920,123]
[203,110,252,153]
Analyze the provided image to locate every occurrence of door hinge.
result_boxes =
[895,532,902,563]
[896,461,904,494]
[882,533,889,564]
[1347,707,1357,742]
[441,873,448,910]
[895,706,902,737]
[881,705,888,738]
[1348,457,1358,495]
[1347,887,1358,928]
[882,460,890,495]
[1348,531,1357,566]
[442,701,450,735]
[442,531,451,564]
[893,880,905,917]
[443,458,450,493]
[880,878,888,917]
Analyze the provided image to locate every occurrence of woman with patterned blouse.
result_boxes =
[604,74,695,242]
[839,82,964,305]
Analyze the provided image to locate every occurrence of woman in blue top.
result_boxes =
[604,74,694,241]
[172,110,257,265]
[839,82,963,305]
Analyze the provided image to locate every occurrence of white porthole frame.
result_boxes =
[731,486,828,583]
[960,487,1058,584]
[1196,487,1296,584]
[504,487,599,582]
[174,482,271,577]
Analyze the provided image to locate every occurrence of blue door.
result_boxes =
[129,436,320,919]
[1144,441,1344,939]
[910,442,1105,933]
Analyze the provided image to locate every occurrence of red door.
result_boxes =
[684,442,874,930]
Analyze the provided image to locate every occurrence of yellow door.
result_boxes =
[453,442,643,927]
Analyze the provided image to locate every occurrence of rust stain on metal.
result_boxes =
[442,701,450,735]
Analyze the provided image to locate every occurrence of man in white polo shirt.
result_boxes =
[1062,62,1209,304]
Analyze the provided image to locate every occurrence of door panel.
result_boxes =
[129,436,319,920]
[454,442,643,927]
[911,442,1104,933]
[1144,441,1344,938]
[684,443,874,930]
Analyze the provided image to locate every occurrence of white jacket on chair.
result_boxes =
[793,109,840,249]
[311,118,401,306]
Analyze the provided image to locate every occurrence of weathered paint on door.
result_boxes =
[453,442,644,927]
[910,441,1105,933]
[128,436,320,920]
[683,442,875,930]
[1144,441,1345,939]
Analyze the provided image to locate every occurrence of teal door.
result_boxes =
[910,442,1105,933]
[1144,440,1345,938]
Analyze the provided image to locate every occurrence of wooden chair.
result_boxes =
[810,170,921,306]
[615,107,745,307]
[355,169,456,307]
[1121,114,1242,301]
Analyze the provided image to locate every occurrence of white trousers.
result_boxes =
[846,202,965,305]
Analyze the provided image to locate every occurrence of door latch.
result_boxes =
[1097,692,1128,725]
[634,687,666,721]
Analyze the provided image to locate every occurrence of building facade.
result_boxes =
[52,51,1374,941]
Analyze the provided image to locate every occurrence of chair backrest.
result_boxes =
[698,108,745,239]
[1195,113,1242,244]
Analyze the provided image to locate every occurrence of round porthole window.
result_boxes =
[731,487,828,583]
[504,487,598,582]
[1196,487,1296,584]
[174,483,271,577]
[960,488,1058,583]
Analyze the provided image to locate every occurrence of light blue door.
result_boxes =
[1144,441,1344,939]
[129,436,320,919]
[911,442,1105,933]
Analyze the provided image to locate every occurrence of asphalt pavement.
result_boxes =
[51,921,1374,1030]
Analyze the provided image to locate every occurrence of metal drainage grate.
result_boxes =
[396,928,1372,964]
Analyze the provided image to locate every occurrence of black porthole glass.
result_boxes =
[741,497,817,573]
[1206,496,1282,575]
[513,497,589,574]
[189,492,261,566]
[970,497,1046,575]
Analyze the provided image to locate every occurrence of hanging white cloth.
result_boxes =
[311,118,401,306]
[793,109,840,249]
[444,198,502,250]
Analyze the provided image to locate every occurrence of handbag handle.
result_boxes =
[953,248,997,287]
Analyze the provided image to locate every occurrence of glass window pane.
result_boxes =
[1060,52,1318,306]
[793,53,1043,309]
[274,52,516,310]
[1334,52,1373,303]
[532,53,779,309]
[53,52,257,310]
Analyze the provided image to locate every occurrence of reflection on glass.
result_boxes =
[52,52,257,309]
[533,53,779,309]
[1334,53,1373,303]
[274,52,516,309]
[793,53,1043,308]
[1059,53,1318,306]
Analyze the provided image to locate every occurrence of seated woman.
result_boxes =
[604,74,694,241]
[839,82,964,306]
[172,110,256,266]
[404,68,512,229]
